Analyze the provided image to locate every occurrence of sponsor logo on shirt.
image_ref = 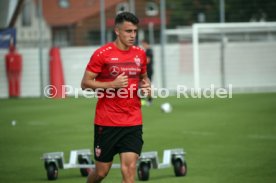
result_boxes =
[111,57,119,61]
[109,66,120,77]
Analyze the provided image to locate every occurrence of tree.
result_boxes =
[166,0,276,28]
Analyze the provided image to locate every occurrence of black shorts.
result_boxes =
[94,124,143,162]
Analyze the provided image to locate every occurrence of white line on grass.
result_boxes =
[248,134,276,140]
[27,121,48,126]
[181,131,215,136]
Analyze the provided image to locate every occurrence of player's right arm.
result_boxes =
[81,71,128,90]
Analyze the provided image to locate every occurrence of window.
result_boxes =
[59,0,70,8]
[53,28,70,47]
[145,2,158,16]
[88,31,101,45]
[22,2,31,26]
[116,2,129,14]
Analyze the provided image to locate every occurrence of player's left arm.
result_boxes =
[140,73,151,96]
[139,49,151,95]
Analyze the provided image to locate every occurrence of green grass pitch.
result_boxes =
[0,93,276,183]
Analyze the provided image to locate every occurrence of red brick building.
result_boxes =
[43,0,162,46]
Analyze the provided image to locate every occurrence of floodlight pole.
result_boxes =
[38,0,44,97]
[148,22,154,46]
[220,0,225,23]
[129,0,135,14]
[160,0,167,88]
[192,25,200,90]
[220,0,226,88]
[100,0,106,45]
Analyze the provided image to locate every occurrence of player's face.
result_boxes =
[115,21,138,49]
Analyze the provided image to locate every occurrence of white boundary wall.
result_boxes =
[0,47,95,98]
[1,42,276,98]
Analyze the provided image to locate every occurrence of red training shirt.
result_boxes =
[86,42,147,126]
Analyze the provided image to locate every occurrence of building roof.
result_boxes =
[43,0,124,26]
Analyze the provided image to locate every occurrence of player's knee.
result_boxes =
[97,170,109,180]
[122,163,136,172]
[130,163,137,170]
[87,171,108,182]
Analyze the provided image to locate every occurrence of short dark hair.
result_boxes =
[115,12,139,26]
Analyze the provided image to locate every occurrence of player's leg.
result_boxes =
[118,125,143,183]
[120,152,139,183]
[89,125,116,182]
[87,161,112,183]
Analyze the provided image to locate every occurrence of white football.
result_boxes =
[11,120,17,126]
[160,102,172,113]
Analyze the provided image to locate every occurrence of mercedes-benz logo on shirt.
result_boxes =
[109,66,120,77]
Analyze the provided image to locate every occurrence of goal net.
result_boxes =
[162,22,276,93]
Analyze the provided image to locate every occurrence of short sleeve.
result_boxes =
[86,52,104,73]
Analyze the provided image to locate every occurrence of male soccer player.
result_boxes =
[81,12,151,183]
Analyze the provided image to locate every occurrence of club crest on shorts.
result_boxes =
[95,146,101,157]
[134,56,141,66]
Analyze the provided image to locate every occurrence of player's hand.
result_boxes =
[112,72,128,88]
[140,79,151,96]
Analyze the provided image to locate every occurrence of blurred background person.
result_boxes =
[141,39,154,106]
